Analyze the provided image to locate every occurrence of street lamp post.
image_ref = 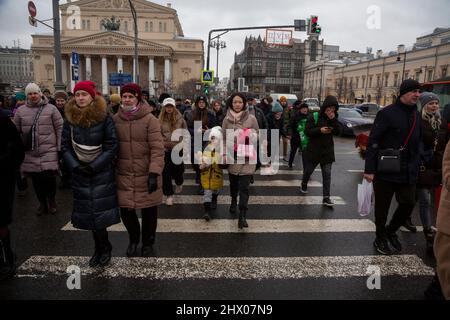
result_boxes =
[128,0,139,84]
[210,38,226,83]
[397,50,407,83]
[52,0,65,91]
[151,79,160,99]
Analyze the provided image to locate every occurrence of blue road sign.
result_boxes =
[71,66,79,81]
[109,73,132,86]
[72,51,79,66]
[201,70,214,83]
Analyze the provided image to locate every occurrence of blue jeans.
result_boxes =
[417,188,432,229]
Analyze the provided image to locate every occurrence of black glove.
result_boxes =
[147,173,158,194]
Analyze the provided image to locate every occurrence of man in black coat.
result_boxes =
[302,95,341,206]
[0,110,25,280]
[364,79,422,255]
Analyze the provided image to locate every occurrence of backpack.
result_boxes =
[297,112,318,150]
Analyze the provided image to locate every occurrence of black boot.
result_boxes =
[0,233,16,281]
[402,217,417,233]
[203,202,211,221]
[96,229,112,267]
[229,197,237,214]
[238,209,248,229]
[424,227,435,255]
[89,231,101,267]
[211,194,218,210]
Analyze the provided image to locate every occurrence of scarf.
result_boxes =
[229,109,243,123]
[121,103,140,119]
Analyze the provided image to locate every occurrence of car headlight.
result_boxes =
[346,123,353,128]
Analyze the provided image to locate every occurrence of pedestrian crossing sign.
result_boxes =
[201,70,214,83]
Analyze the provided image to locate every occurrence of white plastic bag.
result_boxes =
[357,179,374,216]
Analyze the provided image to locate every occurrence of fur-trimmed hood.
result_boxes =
[65,95,107,128]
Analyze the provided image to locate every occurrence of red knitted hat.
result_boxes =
[73,81,97,99]
[121,83,142,101]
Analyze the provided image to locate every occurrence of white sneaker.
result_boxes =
[175,185,183,194]
[166,196,174,206]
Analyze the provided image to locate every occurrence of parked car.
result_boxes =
[270,93,298,107]
[303,97,320,112]
[355,103,381,115]
[336,107,374,136]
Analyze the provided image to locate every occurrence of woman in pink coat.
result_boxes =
[14,83,63,215]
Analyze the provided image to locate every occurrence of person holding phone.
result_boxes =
[301,95,341,206]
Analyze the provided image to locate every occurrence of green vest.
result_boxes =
[297,112,318,149]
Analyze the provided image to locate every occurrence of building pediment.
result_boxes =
[60,0,176,14]
[61,32,173,53]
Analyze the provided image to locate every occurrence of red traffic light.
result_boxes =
[312,16,318,23]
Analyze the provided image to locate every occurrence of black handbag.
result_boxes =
[377,112,416,174]
[377,148,401,173]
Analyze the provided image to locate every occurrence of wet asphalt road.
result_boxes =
[0,136,436,300]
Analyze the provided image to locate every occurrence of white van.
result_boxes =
[270,93,298,107]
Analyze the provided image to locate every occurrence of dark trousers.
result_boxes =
[120,206,158,246]
[373,179,416,238]
[162,151,184,196]
[0,172,16,227]
[29,170,56,205]
[301,157,332,198]
[288,136,301,167]
[16,171,28,191]
[229,174,252,210]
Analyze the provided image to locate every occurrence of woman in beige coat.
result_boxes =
[434,140,450,299]
[159,97,187,206]
[113,83,164,257]
[222,93,259,229]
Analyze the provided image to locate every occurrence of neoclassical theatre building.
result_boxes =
[31,0,204,95]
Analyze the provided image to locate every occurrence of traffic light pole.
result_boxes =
[52,0,65,91]
[206,24,299,71]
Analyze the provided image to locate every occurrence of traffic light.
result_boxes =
[309,15,321,35]
[203,84,209,95]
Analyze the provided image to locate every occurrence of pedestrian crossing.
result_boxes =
[11,163,435,299]
[17,255,433,280]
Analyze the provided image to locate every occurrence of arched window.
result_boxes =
[145,22,149,32]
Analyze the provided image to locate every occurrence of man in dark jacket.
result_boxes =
[364,79,422,255]
[302,96,341,206]
[0,111,25,280]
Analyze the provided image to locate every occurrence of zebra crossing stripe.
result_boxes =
[16,255,434,279]
[62,218,375,233]
[183,169,321,175]
[181,179,323,187]
[164,195,346,205]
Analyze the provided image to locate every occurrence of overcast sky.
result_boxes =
[0,0,449,79]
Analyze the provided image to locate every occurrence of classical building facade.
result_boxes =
[31,0,204,95]
[304,28,450,105]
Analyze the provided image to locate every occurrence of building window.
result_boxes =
[427,69,432,81]
[82,20,86,29]
[150,21,153,32]
[394,73,399,87]
[355,77,359,89]
[369,76,373,88]
[280,61,291,76]
[415,71,421,81]
[404,72,409,79]
[362,76,366,88]
[376,74,380,87]
[294,61,302,78]
[164,23,167,32]
[124,21,128,32]
[159,22,163,32]
[145,22,149,32]
[441,66,447,77]
[87,20,90,30]
[384,74,389,87]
